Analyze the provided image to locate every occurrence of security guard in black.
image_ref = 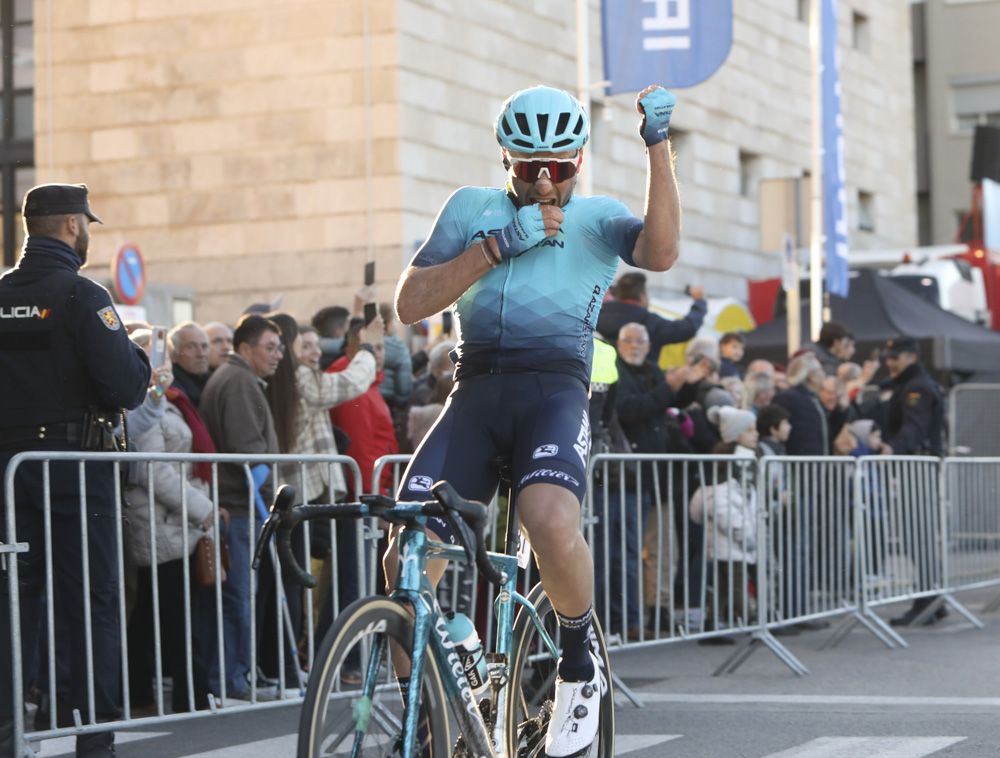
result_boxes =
[883,336,943,456]
[0,183,149,758]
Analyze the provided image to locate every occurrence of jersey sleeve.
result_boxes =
[409,186,481,268]
[595,197,643,267]
[74,280,151,410]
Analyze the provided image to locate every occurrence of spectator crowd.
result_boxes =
[61,272,944,715]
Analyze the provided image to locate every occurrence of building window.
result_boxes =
[852,11,870,52]
[951,76,1000,134]
[1,0,35,267]
[739,150,760,198]
[858,190,875,232]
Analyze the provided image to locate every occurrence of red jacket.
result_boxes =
[327,355,399,494]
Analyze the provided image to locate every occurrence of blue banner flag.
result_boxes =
[601,0,733,95]
[822,0,850,298]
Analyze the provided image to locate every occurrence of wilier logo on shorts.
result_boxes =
[532,444,559,459]
[519,469,580,488]
[408,475,434,492]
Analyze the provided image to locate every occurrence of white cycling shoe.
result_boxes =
[544,653,607,757]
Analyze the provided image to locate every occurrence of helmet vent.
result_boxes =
[572,116,585,136]
[555,112,570,135]
[552,138,573,149]
[536,113,549,141]
[515,112,531,137]
[512,139,533,148]
[500,116,513,136]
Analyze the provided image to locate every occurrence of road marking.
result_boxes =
[638,692,1000,707]
[763,736,966,757]
[35,731,169,757]
[616,734,683,754]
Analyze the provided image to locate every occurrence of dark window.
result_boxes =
[1,0,35,267]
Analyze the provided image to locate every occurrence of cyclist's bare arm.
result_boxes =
[630,138,680,272]
[395,238,497,325]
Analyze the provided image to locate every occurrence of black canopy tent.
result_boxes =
[743,269,1000,374]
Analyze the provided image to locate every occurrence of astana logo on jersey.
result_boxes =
[470,229,565,249]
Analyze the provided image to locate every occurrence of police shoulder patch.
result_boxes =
[906,391,922,407]
[97,305,121,331]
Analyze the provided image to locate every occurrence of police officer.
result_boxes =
[0,184,150,757]
[881,335,946,628]
[883,336,943,457]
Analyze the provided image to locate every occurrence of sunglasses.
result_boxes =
[508,155,580,183]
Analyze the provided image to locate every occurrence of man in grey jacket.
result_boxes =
[200,313,282,699]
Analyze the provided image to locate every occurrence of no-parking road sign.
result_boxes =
[112,243,146,305]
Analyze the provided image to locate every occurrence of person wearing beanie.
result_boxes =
[708,406,758,446]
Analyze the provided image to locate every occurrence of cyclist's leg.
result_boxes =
[382,377,502,680]
[510,375,605,756]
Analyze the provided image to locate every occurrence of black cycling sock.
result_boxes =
[555,606,595,682]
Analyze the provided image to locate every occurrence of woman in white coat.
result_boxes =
[124,331,218,713]
[689,407,760,633]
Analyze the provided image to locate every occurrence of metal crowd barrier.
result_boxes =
[2,451,363,754]
[8,449,1000,752]
[942,458,1000,612]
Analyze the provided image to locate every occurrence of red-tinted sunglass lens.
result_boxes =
[512,160,578,183]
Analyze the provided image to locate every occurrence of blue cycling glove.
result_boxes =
[495,204,547,259]
[638,88,677,147]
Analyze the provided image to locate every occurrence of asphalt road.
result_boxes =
[28,595,1000,757]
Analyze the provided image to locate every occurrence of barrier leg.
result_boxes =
[610,672,644,708]
[713,631,808,677]
[862,609,908,648]
[941,593,984,629]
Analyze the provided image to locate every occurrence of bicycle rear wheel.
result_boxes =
[299,597,450,758]
[505,583,615,757]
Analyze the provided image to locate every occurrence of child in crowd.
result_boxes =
[757,404,792,457]
[690,407,760,639]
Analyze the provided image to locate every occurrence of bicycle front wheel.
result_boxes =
[299,597,451,758]
[505,583,615,757]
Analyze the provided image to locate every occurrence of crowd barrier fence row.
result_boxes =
[3,451,1000,752]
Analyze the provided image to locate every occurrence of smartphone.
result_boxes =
[363,262,377,325]
[441,310,453,336]
[150,326,168,368]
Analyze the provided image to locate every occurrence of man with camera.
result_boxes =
[0,184,151,757]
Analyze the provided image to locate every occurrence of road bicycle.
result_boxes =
[253,479,614,757]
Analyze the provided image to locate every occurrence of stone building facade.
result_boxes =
[29,0,918,322]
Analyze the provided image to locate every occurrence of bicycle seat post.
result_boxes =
[494,456,519,557]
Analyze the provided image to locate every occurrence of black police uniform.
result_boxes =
[0,184,150,756]
[883,345,946,627]
[885,362,943,456]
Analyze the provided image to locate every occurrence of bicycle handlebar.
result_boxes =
[251,481,505,589]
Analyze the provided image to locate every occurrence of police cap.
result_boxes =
[884,335,919,357]
[22,183,103,224]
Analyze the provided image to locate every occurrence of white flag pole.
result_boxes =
[576,0,594,197]
[809,0,824,341]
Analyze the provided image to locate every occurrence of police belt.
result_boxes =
[0,422,84,449]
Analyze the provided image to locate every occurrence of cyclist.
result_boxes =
[387,83,680,756]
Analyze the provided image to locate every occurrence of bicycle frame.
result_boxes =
[381,506,560,757]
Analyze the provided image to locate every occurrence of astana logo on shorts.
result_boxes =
[408,475,434,492]
[533,444,559,459]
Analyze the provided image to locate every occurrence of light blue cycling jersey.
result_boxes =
[411,186,643,385]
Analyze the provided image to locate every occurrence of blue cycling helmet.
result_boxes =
[495,86,589,154]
